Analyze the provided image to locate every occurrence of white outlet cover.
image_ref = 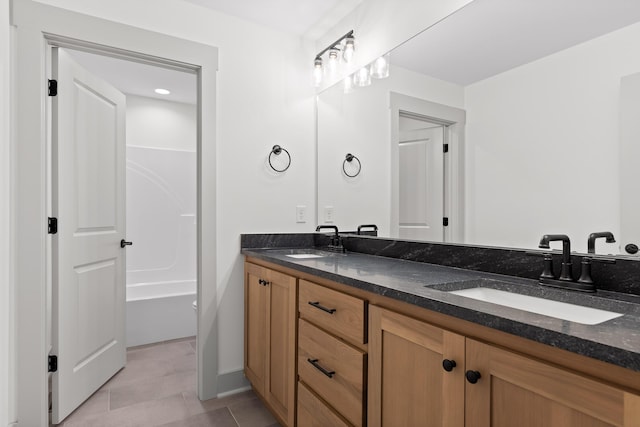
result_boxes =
[324,206,334,223]
[296,205,307,223]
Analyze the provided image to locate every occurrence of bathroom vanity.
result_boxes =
[242,236,640,427]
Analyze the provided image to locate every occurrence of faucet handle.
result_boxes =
[539,253,555,280]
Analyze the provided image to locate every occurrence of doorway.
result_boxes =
[390,92,466,244]
[49,46,198,425]
[12,2,218,425]
[61,49,200,349]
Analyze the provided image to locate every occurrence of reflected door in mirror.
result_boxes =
[397,116,445,241]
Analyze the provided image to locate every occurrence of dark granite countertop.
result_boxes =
[242,247,640,372]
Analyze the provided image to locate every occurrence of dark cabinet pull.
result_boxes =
[120,239,133,248]
[308,301,336,314]
[258,279,269,286]
[442,359,457,372]
[465,370,481,384]
[307,358,335,378]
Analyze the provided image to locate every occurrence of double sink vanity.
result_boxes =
[242,233,640,427]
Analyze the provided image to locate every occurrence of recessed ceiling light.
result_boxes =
[154,88,171,95]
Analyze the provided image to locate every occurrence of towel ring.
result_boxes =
[268,145,291,172]
[343,153,361,177]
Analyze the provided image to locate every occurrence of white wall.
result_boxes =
[317,65,464,233]
[25,0,316,396]
[315,0,473,91]
[126,95,196,151]
[464,21,640,253]
[0,0,14,423]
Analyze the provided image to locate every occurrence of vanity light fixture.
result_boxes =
[342,34,355,63]
[371,53,390,79]
[313,58,323,87]
[328,47,340,74]
[313,30,355,87]
[154,88,171,95]
[343,74,354,94]
[353,66,371,87]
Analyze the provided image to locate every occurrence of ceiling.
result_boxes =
[182,0,361,38]
[67,49,197,104]
[391,0,640,86]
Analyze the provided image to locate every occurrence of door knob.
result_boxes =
[120,239,133,248]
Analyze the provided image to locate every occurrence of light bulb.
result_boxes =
[328,48,340,68]
[371,53,390,79]
[342,35,355,63]
[313,57,323,87]
[353,67,371,87]
[343,75,354,94]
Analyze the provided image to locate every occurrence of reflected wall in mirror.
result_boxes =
[317,0,640,255]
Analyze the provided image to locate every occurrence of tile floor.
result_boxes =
[55,338,281,427]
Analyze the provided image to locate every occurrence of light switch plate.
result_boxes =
[296,205,307,223]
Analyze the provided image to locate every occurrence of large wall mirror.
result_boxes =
[317,0,640,255]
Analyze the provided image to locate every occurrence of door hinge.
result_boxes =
[443,217,449,227]
[48,79,58,96]
[48,355,58,373]
[48,217,58,234]
[443,143,449,153]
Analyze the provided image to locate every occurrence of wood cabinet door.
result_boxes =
[465,339,640,427]
[244,263,269,397]
[265,268,297,427]
[368,306,465,427]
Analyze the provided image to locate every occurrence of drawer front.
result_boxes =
[297,382,351,427]
[298,319,365,427]
[299,280,365,345]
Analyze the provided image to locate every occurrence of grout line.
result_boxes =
[228,405,241,427]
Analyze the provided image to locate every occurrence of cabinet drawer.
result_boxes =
[297,382,351,427]
[298,319,365,427]
[299,280,365,345]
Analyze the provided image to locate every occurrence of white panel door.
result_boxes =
[398,126,444,241]
[51,48,127,423]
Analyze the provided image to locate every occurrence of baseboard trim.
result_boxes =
[216,369,250,397]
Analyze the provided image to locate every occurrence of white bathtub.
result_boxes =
[125,146,197,347]
[126,280,196,347]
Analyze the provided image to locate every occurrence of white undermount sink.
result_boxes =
[285,253,325,259]
[449,287,623,325]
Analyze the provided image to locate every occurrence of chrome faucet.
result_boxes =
[538,234,573,281]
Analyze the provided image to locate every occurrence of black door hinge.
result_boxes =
[48,79,58,96]
[443,143,449,153]
[48,355,58,373]
[48,217,58,234]
[443,217,449,227]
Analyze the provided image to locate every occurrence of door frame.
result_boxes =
[390,92,466,244]
[11,1,218,425]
